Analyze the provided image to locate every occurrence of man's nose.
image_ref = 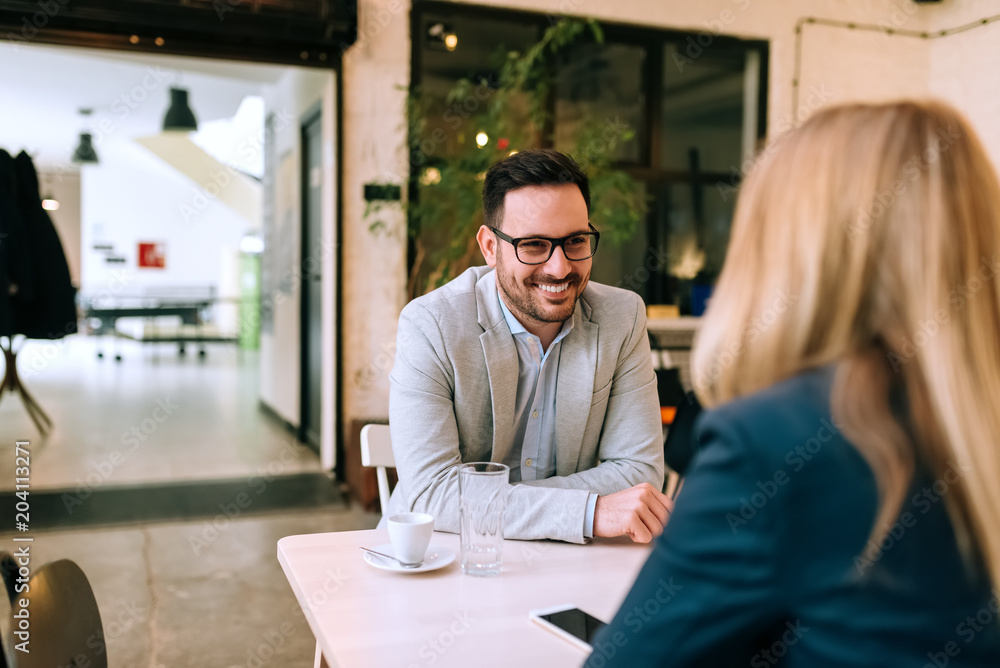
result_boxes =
[543,244,573,278]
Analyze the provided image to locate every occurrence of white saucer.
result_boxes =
[363,543,456,573]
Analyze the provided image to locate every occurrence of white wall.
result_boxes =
[80,137,253,294]
[257,68,336,432]
[40,171,82,286]
[340,0,411,445]
[929,16,1000,171]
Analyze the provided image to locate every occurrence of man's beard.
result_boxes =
[495,253,588,326]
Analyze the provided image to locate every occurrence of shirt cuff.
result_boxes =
[583,492,598,539]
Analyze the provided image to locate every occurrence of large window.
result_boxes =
[412,2,767,314]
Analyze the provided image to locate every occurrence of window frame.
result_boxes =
[410,0,770,306]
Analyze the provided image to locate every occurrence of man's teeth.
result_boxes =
[537,283,569,293]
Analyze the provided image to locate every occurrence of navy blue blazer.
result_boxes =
[586,367,1000,667]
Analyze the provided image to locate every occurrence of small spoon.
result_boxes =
[360,546,421,569]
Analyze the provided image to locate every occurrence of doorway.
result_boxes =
[301,108,324,453]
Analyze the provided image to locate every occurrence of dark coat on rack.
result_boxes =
[0,149,37,337]
[10,151,77,340]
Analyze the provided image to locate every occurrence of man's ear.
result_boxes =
[476,225,498,268]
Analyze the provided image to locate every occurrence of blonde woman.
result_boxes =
[585,101,1000,667]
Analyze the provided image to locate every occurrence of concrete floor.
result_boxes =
[0,335,377,665]
[0,506,380,667]
[0,337,319,491]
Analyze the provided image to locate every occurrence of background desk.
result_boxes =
[278,529,652,668]
[79,289,238,359]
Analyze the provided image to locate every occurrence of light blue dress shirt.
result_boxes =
[497,290,600,538]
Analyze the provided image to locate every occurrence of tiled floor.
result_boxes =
[0,337,319,490]
[0,506,380,667]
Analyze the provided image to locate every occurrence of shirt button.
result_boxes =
[525,459,533,467]
[532,410,539,418]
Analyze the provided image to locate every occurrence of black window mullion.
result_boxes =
[645,36,663,172]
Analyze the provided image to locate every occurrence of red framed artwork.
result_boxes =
[138,242,166,268]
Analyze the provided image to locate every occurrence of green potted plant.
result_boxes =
[376,18,649,299]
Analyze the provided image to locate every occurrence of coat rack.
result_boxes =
[1,148,79,435]
[0,336,53,435]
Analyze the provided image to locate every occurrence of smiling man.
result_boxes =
[387,149,669,544]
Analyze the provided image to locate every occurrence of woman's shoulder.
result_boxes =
[695,366,851,475]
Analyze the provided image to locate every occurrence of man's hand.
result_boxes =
[593,483,673,543]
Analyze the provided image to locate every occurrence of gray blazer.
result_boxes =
[387,266,664,543]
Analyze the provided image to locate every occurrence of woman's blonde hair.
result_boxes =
[692,100,1000,587]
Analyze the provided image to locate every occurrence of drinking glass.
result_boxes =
[458,462,509,577]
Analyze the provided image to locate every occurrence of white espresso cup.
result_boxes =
[387,513,434,566]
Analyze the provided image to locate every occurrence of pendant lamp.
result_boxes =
[163,87,198,131]
[72,132,99,164]
[71,108,99,164]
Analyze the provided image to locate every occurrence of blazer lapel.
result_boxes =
[555,305,598,477]
[476,271,518,464]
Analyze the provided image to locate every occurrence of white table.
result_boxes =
[277,529,652,668]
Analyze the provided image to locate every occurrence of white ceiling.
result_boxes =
[0,42,292,170]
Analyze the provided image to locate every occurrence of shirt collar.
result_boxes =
[497,286,574,343]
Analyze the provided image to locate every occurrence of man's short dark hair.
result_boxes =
[482,149,590,230]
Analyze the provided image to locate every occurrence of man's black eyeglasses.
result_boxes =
[489,224,600,265]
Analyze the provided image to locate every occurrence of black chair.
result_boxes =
[655,367,687,411]
[0,552,15,668]
[1,559,106,668]
[663,390,703,481]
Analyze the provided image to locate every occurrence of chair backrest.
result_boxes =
[0,553,14,668]
[360,424,395,517]
[655,367,687,426]
[4,559,106,668]
[663,390,703,478]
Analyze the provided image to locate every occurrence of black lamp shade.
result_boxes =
[163,87,198,131]
[72,133,99,163]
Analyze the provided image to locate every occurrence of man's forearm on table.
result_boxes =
[406,477,594,543]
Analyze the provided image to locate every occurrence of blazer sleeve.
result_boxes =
[583,410,788,667]
[389,300,593,543]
